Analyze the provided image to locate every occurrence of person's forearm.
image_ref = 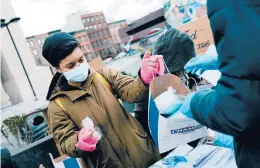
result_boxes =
[191,90,247,137]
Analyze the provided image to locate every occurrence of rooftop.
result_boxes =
[80,11,104,18]
[108,19,127,25]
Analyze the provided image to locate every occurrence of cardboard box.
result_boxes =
[178,17,214,54]
[88,56,104,70]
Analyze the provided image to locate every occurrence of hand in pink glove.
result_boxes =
[140,50,165,84]
[75,127,99,152]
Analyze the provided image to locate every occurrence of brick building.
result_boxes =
[26,11,121,69]
[108,20,127,44]
[80,11,115,59]
[26,33,49,66]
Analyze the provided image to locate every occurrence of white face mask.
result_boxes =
[63,62,89,82]
[154,87,185,116]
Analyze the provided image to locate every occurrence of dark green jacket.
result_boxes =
[191,1,260,167]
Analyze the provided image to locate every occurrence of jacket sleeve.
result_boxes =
[48,101,82,158]
[97,67,149,103]
[213,131,234,149]
[190,89,254,137]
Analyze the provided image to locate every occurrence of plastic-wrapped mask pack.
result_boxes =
[81,117,102,140]
[154,86,185,116]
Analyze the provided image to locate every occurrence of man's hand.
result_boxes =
[179,92,196,118]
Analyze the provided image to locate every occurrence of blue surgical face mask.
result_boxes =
[63,62,89,82]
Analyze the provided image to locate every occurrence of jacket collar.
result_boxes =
[48,70,97,101]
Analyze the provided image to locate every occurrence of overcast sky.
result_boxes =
[11,0,165,37]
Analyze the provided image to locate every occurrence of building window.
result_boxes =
[98,23,102,29]
[96,32,100,38]
[95,41,99,48]
[86,18,90,23]
[104,38,108,44]
[99,40,103,46]
[91,17,94,22]
[88,33,92,39]
[29,41,34,47]
[27,41,30,47]
[81,45,85,52]
[95,16,99,21]
[92,33,96,39]
[91,42,96,49]
[85,26,89,31]
[93,25,97,30]
[83,35,88,42]
[32,49,38,56]
[98,51,102,57]
[100,15,104,20]
[82,18,86,24]
[100,30,105,37]
[77,37,82,43]
[89,25,93,30]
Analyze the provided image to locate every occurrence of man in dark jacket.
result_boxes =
[180,0,260,167]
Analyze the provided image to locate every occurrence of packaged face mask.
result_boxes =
[81,117,102,140]
[154,87,185,116]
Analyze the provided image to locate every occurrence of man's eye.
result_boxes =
[68,64,74,69]
[79,59,84,63]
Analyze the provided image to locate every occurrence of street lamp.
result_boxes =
[1,17,38,100]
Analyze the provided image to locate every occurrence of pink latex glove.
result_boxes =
[75,127,99,152]
[140,50,165,84]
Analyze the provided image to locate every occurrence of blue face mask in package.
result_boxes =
[154,86,185,117]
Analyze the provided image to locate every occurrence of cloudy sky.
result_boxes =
[11,0,165,37]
